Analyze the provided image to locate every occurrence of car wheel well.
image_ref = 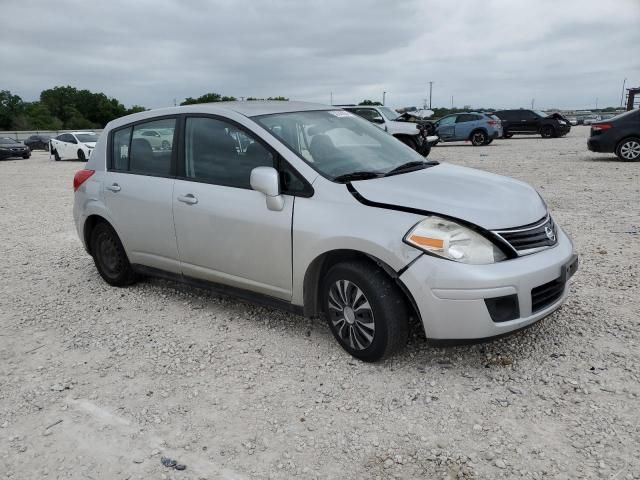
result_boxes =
[84,215,110,256]
[302,249,421,323]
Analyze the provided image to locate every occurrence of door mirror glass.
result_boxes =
[250,166,284,211]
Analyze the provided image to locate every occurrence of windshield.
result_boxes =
[534,110,549,118]
[254,110,427,180]
[76,133,98,143]
[379,107,399,121]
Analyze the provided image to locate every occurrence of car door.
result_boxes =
[454,114,476,140]
[172,115,294,300]
[103,117,181,273]
[58,134,75,159]
[436,115,457,140]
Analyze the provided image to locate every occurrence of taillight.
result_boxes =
[73,169,95,191]
[487,120,497,125]
[591,123,612,131]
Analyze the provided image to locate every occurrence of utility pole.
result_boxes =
[428,81,433,109]
[620,78,627,108]
[595,97,599,110]
[531,98,535,109]
[382,91,386,106]
[330,92,333,105]
[451,96,454,109]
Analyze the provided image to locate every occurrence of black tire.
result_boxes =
[321,260,409,362]
[615,137,640,162]
[22,153,30,159]
[540,125,555,138]
[470,130,487,146]
[398,135,418,151]
[78,150,86,162]
[503,130,513,138]
[90,222,136,287]
[53,150,61,161]
[484,138,494,145]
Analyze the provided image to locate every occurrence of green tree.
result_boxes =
[0,90,25,130]
[358,99,382,106]
[126,105,147,114]
[181,93,236,105]
[267,96,289,101]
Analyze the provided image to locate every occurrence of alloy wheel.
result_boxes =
[620,140,640,160]
[327,280,375,351]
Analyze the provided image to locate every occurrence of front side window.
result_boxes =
[351,108,385,124]
[110,118,176,175]
[378,107,399,121]
[438,115,457,126]
[184,117,274,189]
[254,110,427,181]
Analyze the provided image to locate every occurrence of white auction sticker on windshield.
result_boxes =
[328,110,354,117]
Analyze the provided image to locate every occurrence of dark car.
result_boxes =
[587,109,640,161]
[493,109,571,138]
[24,134,51,151]
[0,137,30,160]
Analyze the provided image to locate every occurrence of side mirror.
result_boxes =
[250,166,284,211]
[372,117,385,124]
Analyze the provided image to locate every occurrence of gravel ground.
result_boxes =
[1,127,638,479]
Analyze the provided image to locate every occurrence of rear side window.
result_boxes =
[456,114,476,123]
[110,118,176,176]
[184,117,274,189]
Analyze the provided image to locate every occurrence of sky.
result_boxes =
[1,0,639,110]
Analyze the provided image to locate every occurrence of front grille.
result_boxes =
[531,277,565,313]
[494,215,557,255]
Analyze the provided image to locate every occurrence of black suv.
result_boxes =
[493,109,571,138]
[587,109,640,161]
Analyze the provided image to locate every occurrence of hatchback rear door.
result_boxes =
[172,115,294,300]
[103,117,181,273]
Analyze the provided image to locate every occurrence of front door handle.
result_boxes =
[177,194,198,205]
[106,183,121,192]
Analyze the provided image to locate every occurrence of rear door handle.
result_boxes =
[177,194,198,205]
[106,183,121,192]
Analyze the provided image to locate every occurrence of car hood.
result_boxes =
[350,163,547,230]
[0,142,25,148]
[83,142,96,148]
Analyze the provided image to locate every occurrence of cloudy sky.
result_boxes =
[2,0,639,110]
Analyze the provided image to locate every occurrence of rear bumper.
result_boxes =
[399,228,577,340]
[587,135,615,153]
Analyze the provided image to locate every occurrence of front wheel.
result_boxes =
[616,137,640,161]
[484,138,494,145]
[90,222,136,287]
[78,150,86,162]
[540,125,555,138]
[321,260,409,362]
[470,130,487,146]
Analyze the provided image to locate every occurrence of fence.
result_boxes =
[0,130,104,142]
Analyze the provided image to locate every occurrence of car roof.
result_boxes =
[106,101,335,130]
[69,131,97,135]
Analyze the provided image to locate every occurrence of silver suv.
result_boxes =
[73,101,578,361]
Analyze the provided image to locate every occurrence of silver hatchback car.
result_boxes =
[73,101,578,361]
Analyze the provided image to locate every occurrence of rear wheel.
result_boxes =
[78,150,86,162]
[484,138,494,145]
[541,125,556,138]
[470,130,487,146]
[90,222,136,287]
[321,260,408,362]
[22,153,30,159]
[503,130,513,138]
[616,137,640,161]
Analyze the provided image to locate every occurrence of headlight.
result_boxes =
[404,217,506,264]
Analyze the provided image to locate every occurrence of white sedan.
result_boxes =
[50,131,100,162]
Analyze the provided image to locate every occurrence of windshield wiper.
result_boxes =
[333,171,384,183]
[384,160,439,177]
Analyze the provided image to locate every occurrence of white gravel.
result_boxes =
[0,127,639,479]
